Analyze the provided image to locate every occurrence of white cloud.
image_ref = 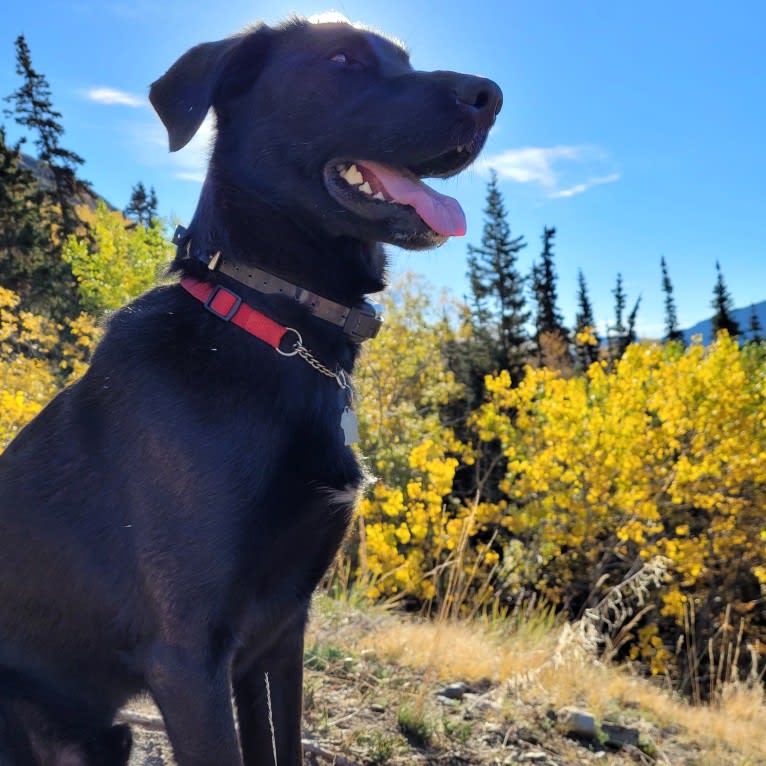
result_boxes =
[169,114,215,182]
[550,173,621,199]
[135,112,215,183]
[479,145,619,199]
[83,87,145,107]
[175,171,207,183]
[479,146,584,187]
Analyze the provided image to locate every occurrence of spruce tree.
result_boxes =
[0,126,49,306]
[626,295,642,345]
[0,125,81,316]
[711,261,740,338]
[661,256,684,343]
[609,274,640,360]
[574,269,600,369]
[125,182,158,227]
[467,170,529,381]
[530,226,568,363]
[5,35,85,237]
[747,304,762,343]
[609,273,627,359]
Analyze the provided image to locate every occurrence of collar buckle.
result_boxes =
[204,285,242,322]
[343,300,384,343]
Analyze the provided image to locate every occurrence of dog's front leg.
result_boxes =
[147,644,243,766]
[234,631,305,766]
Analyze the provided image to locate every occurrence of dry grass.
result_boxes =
[360,612,560,684]
[311,594,766,764]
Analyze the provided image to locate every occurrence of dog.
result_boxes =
[0,13,501,766]
[0,668,131,766]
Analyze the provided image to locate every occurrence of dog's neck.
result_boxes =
[175,175,387,306]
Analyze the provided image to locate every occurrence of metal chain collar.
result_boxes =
[276,327,350,391]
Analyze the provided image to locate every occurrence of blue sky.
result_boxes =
[2,1,764,337]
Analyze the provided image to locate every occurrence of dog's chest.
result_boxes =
[233,477,361,652]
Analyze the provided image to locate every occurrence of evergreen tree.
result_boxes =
[661,256,684,343]
[711,261,740,338]
[5,35,86,237]
[0,126,49,306]
[609,273,627,359]
[747,304,762,343]
[609,273,639,360]
[0,125,79,317]
[467,170,529,381]
[626,295,642,345]
[530,226,568,362]
[125,182,158,227]
[574,269,600,369]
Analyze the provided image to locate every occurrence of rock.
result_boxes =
[601,723,640,748]
[438,681,469,699]
[369,703,385,713]
[436,694,460,706]
[464,692,501,713]
[557,707,597,739]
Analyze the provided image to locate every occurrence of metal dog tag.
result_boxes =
[340,407,359,445]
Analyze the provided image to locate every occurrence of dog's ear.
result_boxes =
[149,37,242,152]
[149,25,272,152]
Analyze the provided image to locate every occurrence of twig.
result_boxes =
[265,671,278,766]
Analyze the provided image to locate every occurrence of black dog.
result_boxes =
[0,668,131,766]
[0,14,501,766]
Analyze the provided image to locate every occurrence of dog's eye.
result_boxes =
[329,52,351,65]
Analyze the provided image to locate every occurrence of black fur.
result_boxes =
[0,15,501,766]
[0,668,131,766]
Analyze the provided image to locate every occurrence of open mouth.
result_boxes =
[323,141,484,239]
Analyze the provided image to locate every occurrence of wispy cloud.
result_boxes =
[550,173,621,199]
[167,114,214,182]
[479,145,620,198]
[134,112,215,183]
[174,170,207,183]
[83,87,145,107]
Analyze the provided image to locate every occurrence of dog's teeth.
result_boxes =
[456,144,465,152]
[372,192,386,201]
[358,182,373,195]
[342,164,364,185]
[335,163,346,172]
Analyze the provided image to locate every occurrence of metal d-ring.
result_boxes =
[276,327,302,357]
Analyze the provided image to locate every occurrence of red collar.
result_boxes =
[180,277,350,391]
[181,276,359,443]
[180,276,294,351]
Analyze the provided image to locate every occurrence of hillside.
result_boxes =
[683,299,766,344]
[17,150,116,210]
[121,596,766,766]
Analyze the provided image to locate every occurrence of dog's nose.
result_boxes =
[455,76,503,127]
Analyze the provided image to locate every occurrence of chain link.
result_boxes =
[295,342,348,390]
[276,327,349,390]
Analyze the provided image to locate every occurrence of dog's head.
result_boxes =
[150,15,502,251]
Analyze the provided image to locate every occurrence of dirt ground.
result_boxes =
[121,669,692,766]
[118,600,764,766]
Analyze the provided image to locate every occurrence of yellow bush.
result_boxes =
[476,335,766,677]
[0,287,99,449]
[62,201,172,313]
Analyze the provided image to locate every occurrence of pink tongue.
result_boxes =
[357,161,466,237]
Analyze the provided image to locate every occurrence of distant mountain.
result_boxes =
[18,151,116,211]
[682,299,766,344]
